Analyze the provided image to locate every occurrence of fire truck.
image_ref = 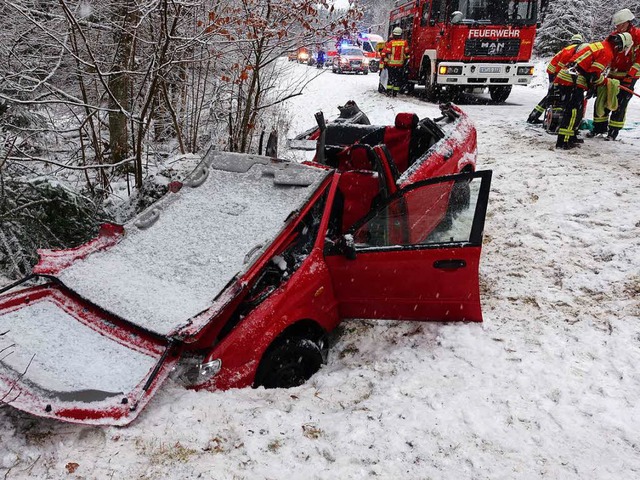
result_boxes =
[388,0,547,102]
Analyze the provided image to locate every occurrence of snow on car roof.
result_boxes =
[57,151,329,337]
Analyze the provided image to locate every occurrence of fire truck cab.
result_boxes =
[389,0,542,102]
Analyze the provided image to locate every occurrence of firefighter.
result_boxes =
[588,8,640,140]
[382,27,410,97]
[527,33,585,124]
[554,32,633,150]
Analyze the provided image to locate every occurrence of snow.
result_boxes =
[0,299,156,394]
[57,153,328,336]
[2,61,640,478]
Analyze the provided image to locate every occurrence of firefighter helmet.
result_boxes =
[613,8,635,26]
[392,27,402,37]
[569,33,584,44]
[609,32,634,53]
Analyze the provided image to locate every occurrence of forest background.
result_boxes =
[0,0,637,278]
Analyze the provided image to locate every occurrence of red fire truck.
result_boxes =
[388,0,546,102]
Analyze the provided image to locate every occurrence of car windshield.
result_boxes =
[342,48,363,56]
[452,0,538,25]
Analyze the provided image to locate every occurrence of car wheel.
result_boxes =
[254,336,324,389]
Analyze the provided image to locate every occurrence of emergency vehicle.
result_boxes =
[389,0,547,102]
[359,33,385,72]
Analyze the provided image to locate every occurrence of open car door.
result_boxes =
[325,170,492,322]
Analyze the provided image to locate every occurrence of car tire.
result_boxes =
[254,336,324,389]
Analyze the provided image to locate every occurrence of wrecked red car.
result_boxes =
[0,108,490,426]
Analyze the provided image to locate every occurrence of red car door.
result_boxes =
[325,170,491,322]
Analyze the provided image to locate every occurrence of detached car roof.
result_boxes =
[56,151,330,337]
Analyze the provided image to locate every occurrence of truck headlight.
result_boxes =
[517,66,534,75]
[439,66,462,75]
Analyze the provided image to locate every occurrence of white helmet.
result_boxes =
[610,31,634,53]
[569,33,584,44]
[613,8,635,26]
[392,27,402,36]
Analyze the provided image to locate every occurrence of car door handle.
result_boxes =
[433,259,466,270]
[442,148,453,160]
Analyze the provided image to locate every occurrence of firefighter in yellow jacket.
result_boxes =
[382,27,410,97]
[527,33,584,124]
[589,8,640,140]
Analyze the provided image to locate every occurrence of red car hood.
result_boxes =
[0,284,178,426]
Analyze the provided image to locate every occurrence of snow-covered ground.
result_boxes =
[2,61,640,479]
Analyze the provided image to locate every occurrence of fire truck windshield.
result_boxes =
[451,0,537,25]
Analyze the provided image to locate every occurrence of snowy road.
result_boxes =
[1,61,640,479]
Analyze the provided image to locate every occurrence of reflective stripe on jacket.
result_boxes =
[547,44,579,75]
[382,39,409,67]
[610,26,640,79]
[554,41,614,90]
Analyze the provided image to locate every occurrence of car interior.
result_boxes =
[320,112,445,175]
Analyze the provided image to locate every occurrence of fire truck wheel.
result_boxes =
[421,74,438,99]
[254,336,325,389]
[489,85,512,103]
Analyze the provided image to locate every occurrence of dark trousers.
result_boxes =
[528,74,556,120]
[556,85,585,146]
[387,66,403,93]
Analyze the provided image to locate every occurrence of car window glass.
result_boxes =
[352,177,481,248]
[342,48,363,56]
[284,190,328,267]
[362,42,374,53]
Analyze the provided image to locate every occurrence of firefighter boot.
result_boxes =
[527,109,543,124]
[556,136,577,150]
[605,128,619,141]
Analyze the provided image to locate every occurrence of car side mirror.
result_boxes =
[450,11,463,24]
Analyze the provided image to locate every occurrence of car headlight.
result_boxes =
[517,66,534,75]
[172,356,222,386]
[340,58,349,64]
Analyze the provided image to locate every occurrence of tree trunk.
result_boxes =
[108,1,135,164]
